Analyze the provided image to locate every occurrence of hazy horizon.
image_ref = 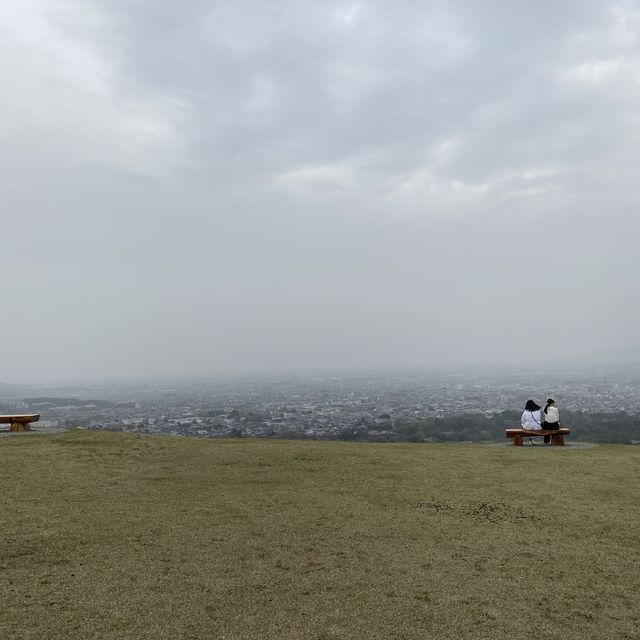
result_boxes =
[3,1,640,383]
[3,354,640,389]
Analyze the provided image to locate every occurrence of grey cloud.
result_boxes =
[1,0,639,382]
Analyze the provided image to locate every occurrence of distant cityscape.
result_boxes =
[2,365,639,441]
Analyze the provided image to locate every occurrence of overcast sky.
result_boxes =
[2,0,639,383]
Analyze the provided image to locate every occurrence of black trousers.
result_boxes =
[543,424,559,443]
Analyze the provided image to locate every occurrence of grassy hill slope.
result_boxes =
[1,431,639,639]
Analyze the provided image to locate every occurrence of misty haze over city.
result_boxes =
[2,1,640,384]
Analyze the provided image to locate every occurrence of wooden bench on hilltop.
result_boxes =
[0,414,40,432]
[505,427,570,446]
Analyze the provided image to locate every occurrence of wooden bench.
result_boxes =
[0,414,40,432]
[505,427,570,446]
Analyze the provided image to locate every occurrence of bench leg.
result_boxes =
[10,422,29,432]
[551,434,564,446]
[513,434,523,446]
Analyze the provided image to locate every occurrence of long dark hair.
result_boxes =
[544,399,555,415]
[525,400,541,411]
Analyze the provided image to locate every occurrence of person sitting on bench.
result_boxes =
[542,398,561,444]
[521,399,544,443]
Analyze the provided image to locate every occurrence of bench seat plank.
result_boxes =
[0,414,40,424]
[0,414,40,432]
[505,427,570,446]
[505,428,570,436]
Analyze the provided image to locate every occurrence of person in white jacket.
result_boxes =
[521,400,544,443]
[542,398,561,444]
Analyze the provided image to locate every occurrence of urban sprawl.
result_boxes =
[3,367,639,440]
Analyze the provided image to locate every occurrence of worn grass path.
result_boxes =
[1,431,639,639]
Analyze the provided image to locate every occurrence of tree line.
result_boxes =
[386,411,640,444]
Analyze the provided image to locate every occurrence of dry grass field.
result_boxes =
[1,430,639,639]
